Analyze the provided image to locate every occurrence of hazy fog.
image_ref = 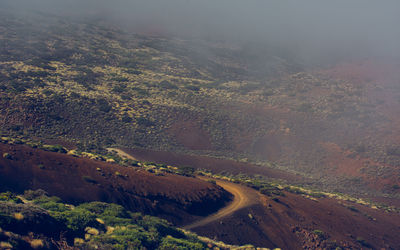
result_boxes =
[2,0,400,64]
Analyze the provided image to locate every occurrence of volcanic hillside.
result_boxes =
[1,8,399,202]
[1,0,400,224]
[1,141,399,249]
[0,142,232,225]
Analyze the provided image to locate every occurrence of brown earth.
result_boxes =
[320,142,399,191]
[168,120,214,151]
[251,132,283,162]
[123,147,306,183]
[189,181,400,249]
[0,143,232,225]
[228,60,400,197]
[119,148,400,249]
[1,143,400,249]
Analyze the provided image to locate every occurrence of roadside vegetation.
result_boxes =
[196,169,398,213]
[0,190,266,249]
[0,137,397,249]
[1,135,397,214]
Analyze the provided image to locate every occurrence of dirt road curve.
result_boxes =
[184,178,257,230]
[111,148,259,230]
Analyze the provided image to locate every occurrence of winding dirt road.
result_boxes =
[111,148,259,230]
[184,178,258,230]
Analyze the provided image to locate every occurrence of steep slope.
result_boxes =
[0,143,232,225]
[192,189,400,249]
[112,148,400,249]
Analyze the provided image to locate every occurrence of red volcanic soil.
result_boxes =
[320,59,400,141]
[321,142,399,191]
[3,143,398,248]
[315,59,400,193]
[320,59,400,86]
[251,132,283,162]
[168,119,214,151]
[321,142,365,177]
[192,186,400,249]
[0,143,232,225]
[122,147,400,248]
[123,147,306,183]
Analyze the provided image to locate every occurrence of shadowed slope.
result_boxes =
[0,143,232,225]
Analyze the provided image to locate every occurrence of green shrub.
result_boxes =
[121,114,132,123]
[260,187,284,197]
[310,192,326,198]
[313,229,326,240]
[356,237,372,248]
[23,189,48,200]
[125,69,141,75]
[176,166,195,177]
[42,89,54,96]
[112,84,127,93]
[0,192,22,203]
[78,202,130,220]
[89,225,158,249]
[41,144,67,153]
[112,76,129,82]
[160,80,178,89]
[120,93,132,100]
[0,192,222,249]
[139,215,184,239]
[158,235,205,250]
[245,180,264,190]
[284,186,307,195]
[136,117,154,127]
[185,85,200,92]
[97,99,112,113]
[129,160,140,167]
[53,208,97,232]
[38,201,69,212]
[32,195,62,205]
[9,81,28,93]
[132,87,149,97]
[27,70,50,78]
[2,153,12,160]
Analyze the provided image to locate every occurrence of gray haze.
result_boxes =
[2,0,400,64]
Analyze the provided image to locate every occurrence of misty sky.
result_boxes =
[2,0,400,62]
